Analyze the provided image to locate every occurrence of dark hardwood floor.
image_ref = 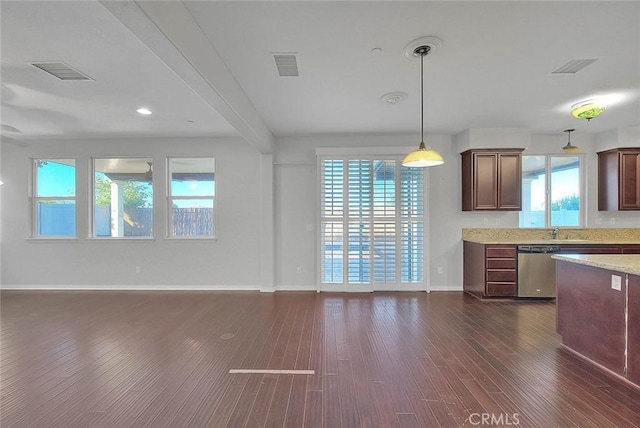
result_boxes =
[1,290,639,427]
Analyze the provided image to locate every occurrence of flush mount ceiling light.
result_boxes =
[562,129,580,153]
[136,107,152,115]
[402,41,444,168]
[571,100,606,121]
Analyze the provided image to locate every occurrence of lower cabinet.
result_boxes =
[558,245,621,254]
[463,241,637,300]
[622,245,640,254]
[463,242,517,299]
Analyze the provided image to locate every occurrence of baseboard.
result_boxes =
[429,285,464,292]
[0,284,464,293]
[275,284,318,291]
[0,284,261,291]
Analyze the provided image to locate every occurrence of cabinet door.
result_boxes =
[498,153,522,210]
[473,153,498,210]
[559,246,621,254]
[622,245,640,254]
[620,152,640,209]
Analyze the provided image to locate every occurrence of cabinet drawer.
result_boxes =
[486,258,516,269]
[486,282,516,296]
[559,247,621,254]
[486,247,516,258]
[487,269,516,282]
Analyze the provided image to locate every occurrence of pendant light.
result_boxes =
[402,45,444,167]
[562,129,580,153]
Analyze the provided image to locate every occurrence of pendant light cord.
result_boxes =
[420,50,424,144]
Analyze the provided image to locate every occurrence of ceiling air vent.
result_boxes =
[552,59,598,74]
[272,53,299,77]
[30,61,93,81]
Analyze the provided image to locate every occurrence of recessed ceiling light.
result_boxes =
[136,107,152,115]
[380,92,407,105]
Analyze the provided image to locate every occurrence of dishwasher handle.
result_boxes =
[517,245,561,253]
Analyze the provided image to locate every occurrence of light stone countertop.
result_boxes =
[462,228,640,245]
[463,239,640,245]
[551,254,640,276]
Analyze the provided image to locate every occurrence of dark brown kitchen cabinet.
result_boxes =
[598,148,640,211]
[621,244,640,254]
[463,242,517,299]
[461,149,524,211]
[557,245,621,254]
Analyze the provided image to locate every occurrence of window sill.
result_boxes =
[26,237,78,243]
[164,236,218,243]
[86,237,155,243]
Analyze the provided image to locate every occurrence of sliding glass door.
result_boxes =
[319,157,425,291]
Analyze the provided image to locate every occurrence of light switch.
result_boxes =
[611,274,622,291]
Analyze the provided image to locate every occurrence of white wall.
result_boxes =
[274,131,640,292]
[2,130,638,291]
[274,133,464,291]
[1,137,263,289]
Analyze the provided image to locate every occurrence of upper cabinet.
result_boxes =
[461,149,524,211]
[598,148,640,211]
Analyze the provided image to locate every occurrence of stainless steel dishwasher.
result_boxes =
[517,245,561,298]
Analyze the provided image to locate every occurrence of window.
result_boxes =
[320,157,425,290]
[93,158,153,237]
[168,157,215,238]
[32,159,76,237]
[520,155,582,228]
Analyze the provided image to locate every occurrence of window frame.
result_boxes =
[90,156,155,240]
[520,153,585,228]
[317,152,428,292]
[166,156,217,240]
[30,158,77,239]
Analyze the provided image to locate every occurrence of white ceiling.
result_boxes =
[2,1,639,150]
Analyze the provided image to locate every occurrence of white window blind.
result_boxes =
[320,157,425,288]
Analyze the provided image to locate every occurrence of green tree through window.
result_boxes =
[95,176,152,208]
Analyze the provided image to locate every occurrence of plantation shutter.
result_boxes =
[320,157,425,287]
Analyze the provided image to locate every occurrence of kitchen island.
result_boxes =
[552,254,640,388]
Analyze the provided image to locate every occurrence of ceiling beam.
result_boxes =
[101,0,274,154]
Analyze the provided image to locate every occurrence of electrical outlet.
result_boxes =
[135,266,141,274]
[611,275,622,291]
[437,267,443,274]
[296,267,302,274]
[610,218,616,225]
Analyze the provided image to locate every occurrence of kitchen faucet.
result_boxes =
[552,227,560,239]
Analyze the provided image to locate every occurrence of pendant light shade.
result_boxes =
[562,129,580,153]
[402,45,444,168]
[402,142,444,167]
